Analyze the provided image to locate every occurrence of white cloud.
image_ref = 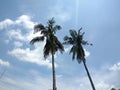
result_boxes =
[0,15,55,68]
[0,69,53,90]
[0,75,52,90]
[96,81,114,90]
[64,46,72,52]
[0,15,36,43]
[0,59,10,67]
[6,29,39,43]
[84,49,90,58]
[15,15,34,29]
[14,41,23,48]
[109,62,120,71]
[58,72,116,90]
[2,15,36,42]
[90,66,120,90]
[8,42,52,68]
[7,29,25,41]
[0,65,120,90]
[0,19,14,30]
[0,15,34,30]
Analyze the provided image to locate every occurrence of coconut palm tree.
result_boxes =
[30,18,64,90]
[63,28,96,90]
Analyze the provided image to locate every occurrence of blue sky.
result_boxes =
[0,0,120,90]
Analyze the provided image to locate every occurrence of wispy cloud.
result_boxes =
[7,29,25,41]
[84,49,90,58]
[0,15,34,30]
[0,59,10,67]
[0,19,14,30]
[49,1,71,22]
[13,41,23,48]
[0,63,120,90]
[8,43,52,68]
[15,15,34,29]
[109,62,120,71]
[0,74,52,90]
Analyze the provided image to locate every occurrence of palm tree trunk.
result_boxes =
[52,52,57,90]
[83,60,96,90]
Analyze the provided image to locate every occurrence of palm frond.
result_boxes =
[55,37,64,53]
[82,40,93,46]
[69,46,76,60]
[63,36,73,45]
[43,39,51,59]
[69,30,77,39]
[63,36,69,41]
[77,45,85,63]
[41,30,48,36]
[47,18,55,26]
[55,25,61,30]
[30,36,45,44]
[53,25,61,33]
[34,24,45,33]
[78,27,82,35]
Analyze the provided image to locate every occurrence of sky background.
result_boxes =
[0,0,120,90]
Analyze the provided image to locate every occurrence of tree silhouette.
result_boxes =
[30,18,64,90]
[63,28,95,90]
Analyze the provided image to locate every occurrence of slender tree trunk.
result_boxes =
[52,52,57,90]
[83,60,96,90]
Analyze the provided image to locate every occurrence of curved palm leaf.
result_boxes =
[69,45,76,60]
[34,24,45,33]
[30,36,45,44]
[63,36,73,44]
[44,39,52,59]
[54,36,64,52]
[48,18,55,25]
[53,25,61,33]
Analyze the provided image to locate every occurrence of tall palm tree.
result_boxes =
[30,18,64,90]
[63,28,96,90]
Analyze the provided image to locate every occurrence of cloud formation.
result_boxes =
[109,62,120,71]
[0,15,53,68]
[0,68,119,90]
[49,1,71,22]
[8,44,52,68]
[0,19,14,30]
[0,59,10,67]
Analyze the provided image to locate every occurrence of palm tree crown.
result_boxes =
[30,18,64,58]
[63,28,92,62]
